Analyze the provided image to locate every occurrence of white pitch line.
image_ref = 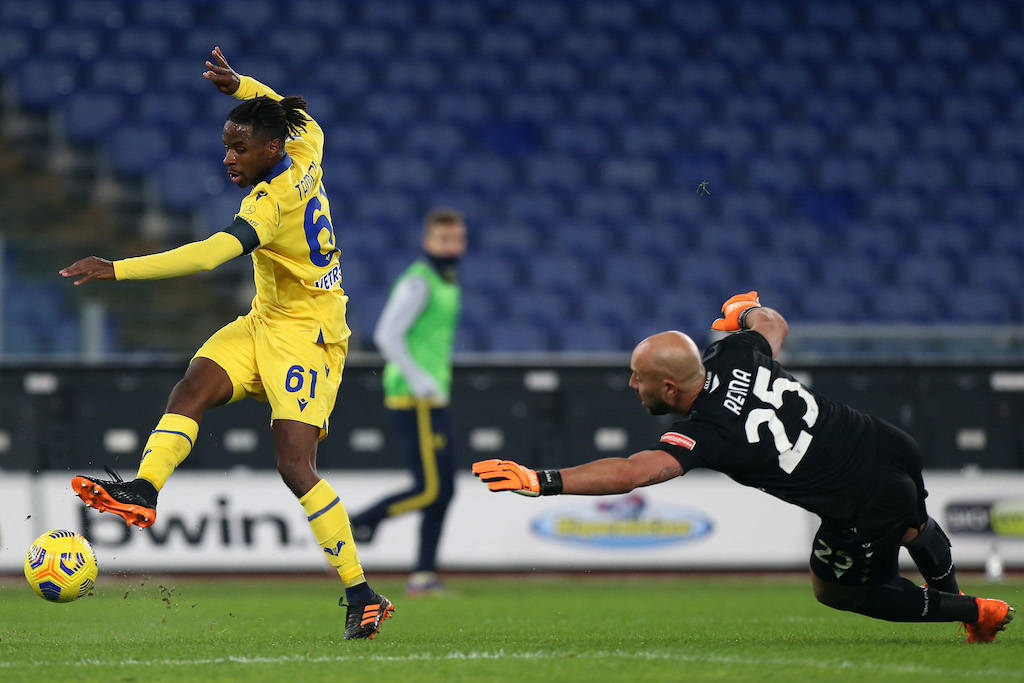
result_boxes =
[1,650,1022,678]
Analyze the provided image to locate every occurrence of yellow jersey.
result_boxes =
[114,75,350,345]
[231,75,349,344]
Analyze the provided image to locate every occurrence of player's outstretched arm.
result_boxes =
[59,257,115,286]
[203,46,240,95]
[744,307,788,359]
[473,449,683,497]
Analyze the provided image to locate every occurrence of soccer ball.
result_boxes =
[24,530,98,603]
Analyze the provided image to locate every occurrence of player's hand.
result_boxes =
[408,372,442,400]
[59,257,115,286]
[472,459,541,497]
[203,46,241,95]
[711,290,760,331]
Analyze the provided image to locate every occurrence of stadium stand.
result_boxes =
[0,0,1022,356]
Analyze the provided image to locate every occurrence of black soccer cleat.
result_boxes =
[71,466,159,528]
[342,591,395,640]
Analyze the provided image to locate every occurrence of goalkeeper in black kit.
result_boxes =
[474,291,1014,643]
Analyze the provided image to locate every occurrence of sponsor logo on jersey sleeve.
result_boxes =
[661,431,696,450]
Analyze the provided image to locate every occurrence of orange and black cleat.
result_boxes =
[964,598,1015,643]
[71,467,158,528]
[343,592,395,640]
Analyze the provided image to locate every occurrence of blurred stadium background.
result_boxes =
[1,0,1022,359]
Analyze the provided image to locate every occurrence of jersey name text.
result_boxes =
[723,368,753,415]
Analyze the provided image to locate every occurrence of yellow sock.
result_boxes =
[135,414,199,491]
[300,479,365,587]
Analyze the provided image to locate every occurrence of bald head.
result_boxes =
[629,331,706,415]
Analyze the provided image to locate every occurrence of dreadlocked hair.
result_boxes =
[227,95,308,142]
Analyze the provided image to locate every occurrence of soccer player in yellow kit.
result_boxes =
[60,47,394,640]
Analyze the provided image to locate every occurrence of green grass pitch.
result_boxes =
[0,573,1021,682]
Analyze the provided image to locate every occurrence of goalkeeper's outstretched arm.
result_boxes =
[473,449,683,497]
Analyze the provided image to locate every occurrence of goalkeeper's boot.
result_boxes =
[342,591,395,640]
[964,598,1014,643]
[71,466,158,528]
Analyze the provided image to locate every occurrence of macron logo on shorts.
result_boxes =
[661,432,696,450]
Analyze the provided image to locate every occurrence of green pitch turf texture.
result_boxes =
[0,573,1020,682]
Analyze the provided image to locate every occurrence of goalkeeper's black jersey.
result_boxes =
[654,331,882,522]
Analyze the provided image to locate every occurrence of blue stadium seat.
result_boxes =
[825,62,884,97]
[64,0,126,28]
[556,321,626,352]
[953,3,1012,38]
[625,29,685,64]
[502,92,565,123]
[106,122,172,176]
[359,91,423,128]
[528,254,592,295]
[503,189,568,226]
[604,61,664,96]
[797,286,870,322]
[871,3,928,32]
[896,63,952,96]
[711,32,768,69]
[598,157,661,189]
[848,33,906,62]
[747,155,808,193]
[0,27,31,71]
[60,90,127,145]
[894,253,959,289]
[986,124,1024,159]
[757,61,815,96]
[405,27,467,59]
[453,60,514,95]
[946,287,1015,324]
[473,224,540,260]
[361,0,418,27]
[433,90,496,124]
[0,2,55,28]
[579,290,650,334]
[965,157,1019,194]
[523,59,583,91]
[484,321,553,352]
[698,122,757,159]
[110,25,173,60]
[265,27,327,66]
[664,0,721,31]
[426,0,485,28]
[560,28,618,64]
[86,56,150,95]
[618,122,678,157]
[505,290,572,328]
[865,192,924,227]
[815,254,885,294]
[373,155,436,190]
[572,92,632,126]
[511,1,570,35]
[401,122,466,161]
[157,155,226,213]
[135,0,198,28]
[137,89,199,129]
[477,28,535,60]
[383,59,444,92]
[963,253,1021,291]
[769,124,826,158]
[573,190,639,225]
[450,155,515,192]
[335,27,396,58]
[802,2,858,30]
[546,122,610,159]
[16,58,80,110]
[459,255,522,297]
[597,255,665,300]
[816,155,874,191]
[803,93,858,133]
[324,124,384,160]
[892,155,953,194]
[917,123,976,158]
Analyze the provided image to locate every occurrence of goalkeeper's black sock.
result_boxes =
[844,577,978,623]
[906,517,959,594]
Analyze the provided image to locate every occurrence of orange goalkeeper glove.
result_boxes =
[711,291,761,332]
[472,459,563,496]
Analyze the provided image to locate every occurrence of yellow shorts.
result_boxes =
[193,312,347,440]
